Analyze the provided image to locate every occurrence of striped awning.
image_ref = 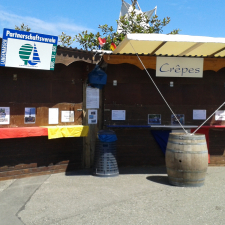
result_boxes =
[113,33,225,57]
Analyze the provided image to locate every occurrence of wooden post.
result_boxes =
[82,83,103,168]
[82,82,90,168]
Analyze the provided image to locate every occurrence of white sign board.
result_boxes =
[156,57,203,77]
[215,110,225,121]
[0,28,58,70]
[86,86,99,109]
[61,111,74,122]
[193,110,206,120]
[88,109,97,124]
[0,107,10,124]
[112,110,126,120]
[48,108,59,124]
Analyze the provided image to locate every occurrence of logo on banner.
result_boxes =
[19,43,41,66]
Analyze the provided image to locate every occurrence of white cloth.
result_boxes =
[117,1,156,33]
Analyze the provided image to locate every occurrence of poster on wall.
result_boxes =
[48,108,59,124]
[0,28,58,70]
[215,110,225,121]
[24,107,36,124]
[112,110,126,120]
[61,111,74,122]
[88,109,97,124]
[148,114,161,125]
[193,110,206,120]
[156,57,203,77]
[171,114,185,125]
[0,107,10,124]
[86,86,99,109]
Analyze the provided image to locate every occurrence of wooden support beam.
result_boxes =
[209,47,225,57]
[104,55,225,72]
[150,41,167,55]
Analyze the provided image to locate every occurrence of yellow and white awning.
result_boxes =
[113,33,225,57]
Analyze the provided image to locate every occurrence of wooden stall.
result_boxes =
[101,34,225,167]
[0,38,101,180]
[1,32,225,181]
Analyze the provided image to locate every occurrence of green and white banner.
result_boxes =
[0,28,58,70]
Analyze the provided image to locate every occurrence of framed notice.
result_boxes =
[86,86,99,109]
[171,114,185,125]
[0,107,10,124]
[25,107,36,124]
[48,108,59,124]
[88,109,97,124]
[112,110,126,120]
[215,110,225,121]
[61,111,74,122]
[193,110,206,120]
[148,114,161,125]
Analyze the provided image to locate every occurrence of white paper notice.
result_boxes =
[0,107,10,124]
[215,110,225,121]
[88,109,98,124]
[48,108,59,124]
[193,110,206,120]
[61,111,74,122]
[112,110,126,120]
[86,86,99,109]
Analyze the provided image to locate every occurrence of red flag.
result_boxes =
[98,37,106,47]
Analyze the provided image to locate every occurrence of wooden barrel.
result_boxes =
[166,133,208,187]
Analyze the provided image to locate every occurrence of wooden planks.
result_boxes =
[104,55,225,72]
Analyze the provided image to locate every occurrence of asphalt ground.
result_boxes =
[0,166,225,225]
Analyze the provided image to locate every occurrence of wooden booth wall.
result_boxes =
[103,63,225,166]
[0,61,95,180]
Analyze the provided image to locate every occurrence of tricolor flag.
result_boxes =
[110,42,116,51]
[98,37,106,48]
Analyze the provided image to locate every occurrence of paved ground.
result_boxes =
[0,166,225,225]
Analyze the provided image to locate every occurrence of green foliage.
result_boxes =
[75,6,181,50]
[15,23,31,32]
[58,32,75,47]
[75,31,100,50]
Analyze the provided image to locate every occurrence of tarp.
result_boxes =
[113,33,225,57]
[0,127,48,139]
[151,130,171,154]
[43,125,89,139]
[88,65,107,89]
[98,129,117,142]
[98,134,117,142]
[0,126,89,139]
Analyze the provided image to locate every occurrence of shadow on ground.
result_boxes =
[119,166,167,175]
[66,166,167,176]
[146,175,171,186]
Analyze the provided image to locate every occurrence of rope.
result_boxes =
[92,51,106,64]
[191,101,225,135]
[129,42,188,134]
[92,51,99,61]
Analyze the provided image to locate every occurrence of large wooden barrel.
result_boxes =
[166,133,208,187]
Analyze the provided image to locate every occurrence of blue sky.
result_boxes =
[25,107,35,116]
[1,0,225,48]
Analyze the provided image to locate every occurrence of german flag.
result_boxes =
[110,42,116,51]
